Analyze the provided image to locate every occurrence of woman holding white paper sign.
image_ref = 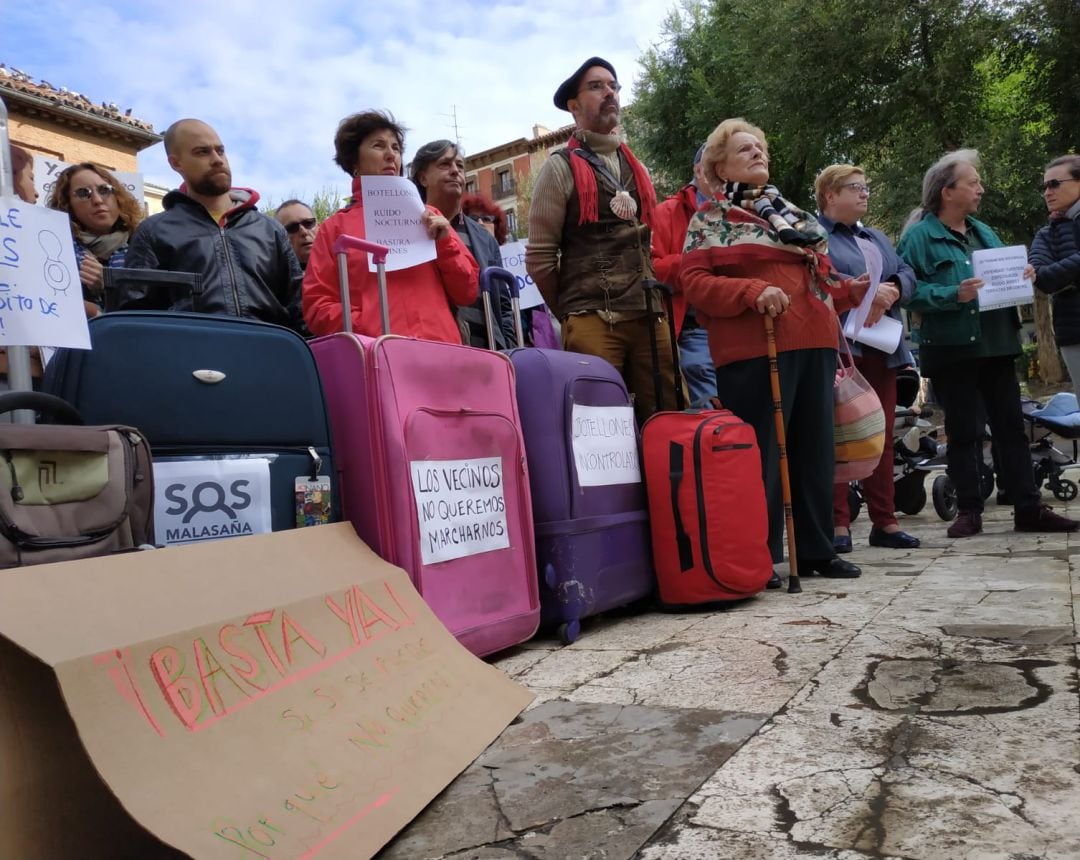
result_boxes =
[814,165,920,552]
[1032,154,1080,398]
[899,149,1076,538]
[302,111,478,341]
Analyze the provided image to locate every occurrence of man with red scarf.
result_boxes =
[526,57,677,424]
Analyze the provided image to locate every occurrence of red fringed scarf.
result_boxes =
[567,135,656,227]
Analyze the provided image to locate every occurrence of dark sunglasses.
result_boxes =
[72,184,115,200]
[283,218,317,234]
[1041,178,1080,192]
[474,214,497,223]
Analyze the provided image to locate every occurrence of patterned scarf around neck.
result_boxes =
[76,227,129,262]
[566,135,656,227]
[725,182,826,248]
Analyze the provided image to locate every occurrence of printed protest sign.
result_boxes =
[410,457,510,565]
[34,155,146,206]
[973,245,1033,312]
[153,458,273,546]
[0,524,533,859]
[571,404,641,487]
[499,240,545,309]
[0,197,91,348]
[360,176,435,272]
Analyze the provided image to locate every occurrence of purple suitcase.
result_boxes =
[311,238,540,657]
[481,268,654,644]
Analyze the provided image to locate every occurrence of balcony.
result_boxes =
[490,178,517,200]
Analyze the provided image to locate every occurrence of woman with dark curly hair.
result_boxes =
[47,163,144,317]
[303,110,478,341]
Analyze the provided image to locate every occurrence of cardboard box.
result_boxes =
[0,523,533,859]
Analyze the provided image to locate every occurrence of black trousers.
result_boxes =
[931,355,1039,514]
[714,348,836,564]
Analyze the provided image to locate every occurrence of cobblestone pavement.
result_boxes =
[381,491,1080,860]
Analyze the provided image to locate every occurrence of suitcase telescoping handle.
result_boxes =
[102,268,204,312]
[0,391,84,425]
[331,235,391,336]
[479,267,525,350]
[642,280,687,412]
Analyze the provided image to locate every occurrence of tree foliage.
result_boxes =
[627,0,1077,243]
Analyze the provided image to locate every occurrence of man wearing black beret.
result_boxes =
[526,57,679,424]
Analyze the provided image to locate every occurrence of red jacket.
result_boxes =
[303,177,478,342]
[682,207,857,366]
[650,184,701,338]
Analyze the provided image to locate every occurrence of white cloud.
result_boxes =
[1,0,676,205]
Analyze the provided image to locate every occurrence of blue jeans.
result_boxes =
[679,326,717,408]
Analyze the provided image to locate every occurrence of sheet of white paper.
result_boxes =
[846,313,903,353]
[0,198,91,349]
[360,176,436,272]
[844,238,884,337]
[152,458,273,546]
[499,241,545,309]
[973,245,1033,312]
[571,404,641,487]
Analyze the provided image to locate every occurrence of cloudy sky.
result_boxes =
[2,0,676,206]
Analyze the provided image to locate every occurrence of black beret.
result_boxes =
[554,57,617,111]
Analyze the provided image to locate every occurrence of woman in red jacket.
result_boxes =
[303,111,478,340]
[681,118,867,584]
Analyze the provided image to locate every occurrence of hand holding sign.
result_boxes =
[0,198,90,349]
[361,177,436,272]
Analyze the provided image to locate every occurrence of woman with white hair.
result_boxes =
[898,149,1077,538]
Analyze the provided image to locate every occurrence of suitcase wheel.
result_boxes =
[557,619,581,646]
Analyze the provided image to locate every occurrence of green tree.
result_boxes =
[263,186,345,222]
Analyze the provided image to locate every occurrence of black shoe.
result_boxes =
[833,534,853,553]
[798,557,862,578]
[868,528,921,549]
[766,571,783,589]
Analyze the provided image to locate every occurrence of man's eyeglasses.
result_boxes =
[72,184,115,200]
[1041,178,1080,192]
[283,218,317,234]
[840,182,871,194]
[580,80,622,95]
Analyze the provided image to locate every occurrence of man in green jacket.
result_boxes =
[898,149,1077,538]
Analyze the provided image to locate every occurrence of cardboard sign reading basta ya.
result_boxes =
[0,196,91,348]
[0,524,533,859]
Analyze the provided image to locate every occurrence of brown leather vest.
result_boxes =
[554,148,655,317]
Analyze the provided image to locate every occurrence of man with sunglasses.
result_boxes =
[274,200,318,270]
[526,57,678,425]
[121,118,307,334]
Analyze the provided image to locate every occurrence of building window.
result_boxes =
[491,169,516,200]
[505,209,517,238]
[466,179,477,193]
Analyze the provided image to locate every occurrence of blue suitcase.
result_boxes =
[43,310,337,545]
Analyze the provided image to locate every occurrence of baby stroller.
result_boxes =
[847,368,937,520]
[1023,392,1080,502]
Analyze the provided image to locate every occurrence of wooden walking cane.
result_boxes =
[763,315,801,594]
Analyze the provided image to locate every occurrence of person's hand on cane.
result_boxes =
[755,286,790,317]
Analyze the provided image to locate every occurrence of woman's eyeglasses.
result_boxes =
[474,215,497,223]
[840,182,871,194]
[283,218,317,234]
[72,184,115,200]
[1041,178,1080,192]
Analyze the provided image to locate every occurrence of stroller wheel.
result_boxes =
[894,472,928,515]
[980,462,995,500]
[848,483,863,522]
[933,474,958,521]
[1052,479,1078,503]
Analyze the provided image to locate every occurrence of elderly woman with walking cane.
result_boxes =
[681,118,869,588]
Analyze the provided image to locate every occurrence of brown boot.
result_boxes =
[1014,504,1080,533]
[947,510,983,538]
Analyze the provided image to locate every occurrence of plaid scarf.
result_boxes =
[566,135,657,227]
[725,182,827,248]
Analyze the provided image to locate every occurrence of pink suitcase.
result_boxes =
[310,235,540,656]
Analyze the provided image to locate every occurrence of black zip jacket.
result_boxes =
[1032,206,1080,346]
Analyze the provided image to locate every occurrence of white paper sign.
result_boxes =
[842,238,903,354]
[571,404,641,487]
[499,240,545,309]
[360,176,436,272]
[0,198,91,349]
[847,314,903,353]
[410,457,509,565]
[973,245,1033,312]
[152,458,273,547]
[34,156,145,206]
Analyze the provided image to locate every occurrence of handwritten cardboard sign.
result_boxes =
[34,155,146,207]
[410,457,510,565]
[0,524,532,859]
[499,240,545,309]
[571,404,641,487]
[360,176,435,272]
[153,457,273,547]
[973,245,1033,312]
[0,197,91,348]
